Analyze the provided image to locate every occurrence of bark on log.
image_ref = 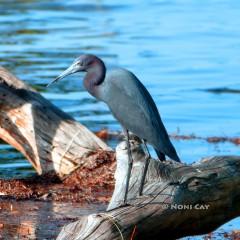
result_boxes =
[57,138,240,240]
[0,66,111,177]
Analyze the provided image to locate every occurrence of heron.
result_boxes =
[47,54,180,204]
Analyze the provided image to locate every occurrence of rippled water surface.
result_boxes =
[0,0,239,236]
[1,0,239,176]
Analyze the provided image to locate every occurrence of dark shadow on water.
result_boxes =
[204,87,240,94]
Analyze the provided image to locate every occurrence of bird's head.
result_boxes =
[47,54,103,87]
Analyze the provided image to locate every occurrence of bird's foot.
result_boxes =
[119,201,131,208]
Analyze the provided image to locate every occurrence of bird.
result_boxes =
[47,54,181,204]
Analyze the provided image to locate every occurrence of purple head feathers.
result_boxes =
[47,54,106,96]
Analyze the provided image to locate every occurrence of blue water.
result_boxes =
[0,0,239,236]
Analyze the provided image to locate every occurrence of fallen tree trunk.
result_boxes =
[57,139,240,239]
[0,66,111,178]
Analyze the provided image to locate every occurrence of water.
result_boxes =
[0,0,239,236]
[0,199,106,239]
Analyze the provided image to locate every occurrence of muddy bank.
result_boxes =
[0,150,115,203]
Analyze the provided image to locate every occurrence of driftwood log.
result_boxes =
[0,66,240,239]
[57,139,240,239]
[0,66,111,178]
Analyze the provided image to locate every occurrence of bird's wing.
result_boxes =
[105,69,171,149]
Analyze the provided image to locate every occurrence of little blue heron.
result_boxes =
[47,54,180,204]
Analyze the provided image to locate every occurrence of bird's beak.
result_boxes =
[46,62,82,87]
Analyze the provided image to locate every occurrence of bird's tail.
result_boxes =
[154,148,166,161]
[155,148,181,163]
[167,148,181,162]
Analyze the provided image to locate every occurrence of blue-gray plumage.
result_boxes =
[47,54,181,204]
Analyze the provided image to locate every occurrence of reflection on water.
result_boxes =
[0,199,106,239]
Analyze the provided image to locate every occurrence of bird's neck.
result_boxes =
[83,61,106,98]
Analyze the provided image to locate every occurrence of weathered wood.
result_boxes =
[0,66,111,177]
[57,138,240,239]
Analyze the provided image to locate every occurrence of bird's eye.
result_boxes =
[77,60,84,66]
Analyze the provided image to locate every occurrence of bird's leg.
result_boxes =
[139,140,151,196]
[123,129,133,205]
